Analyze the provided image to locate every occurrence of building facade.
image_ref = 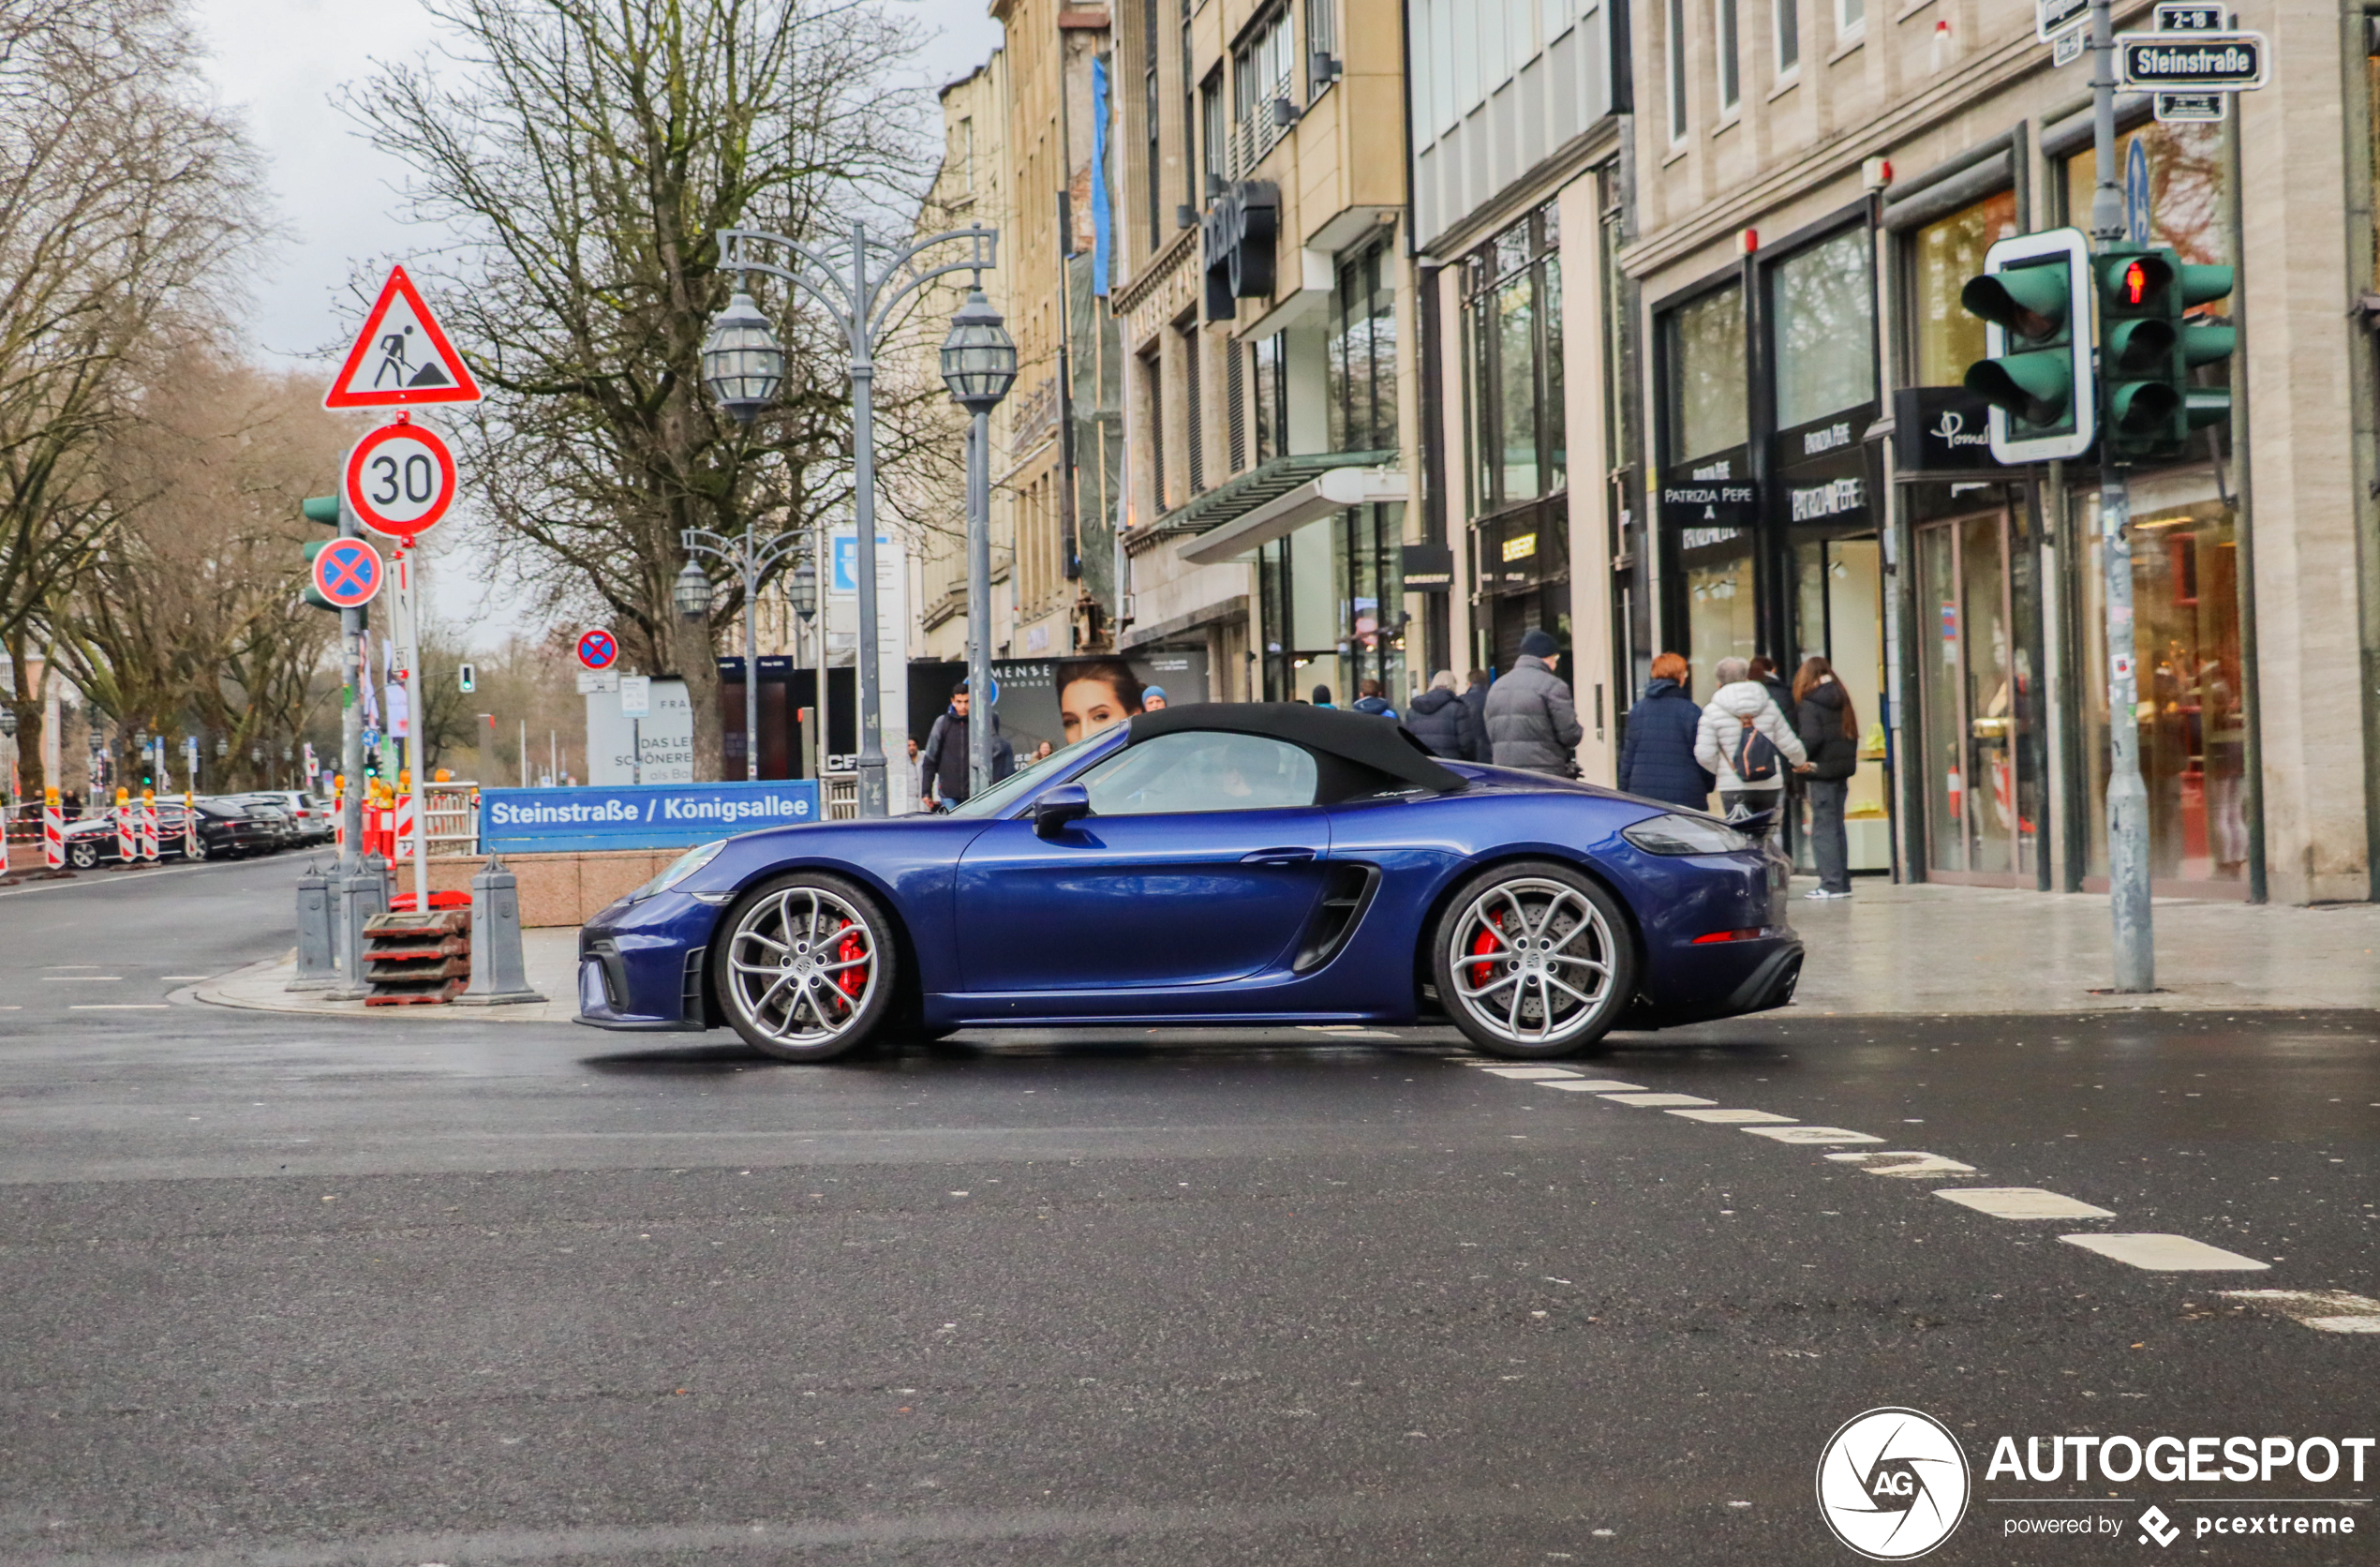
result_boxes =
[1622,0,2379,903]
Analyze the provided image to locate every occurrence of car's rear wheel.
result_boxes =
[716,872,898,1063]
[1432,860,1634,1059]
[67,841,100,870]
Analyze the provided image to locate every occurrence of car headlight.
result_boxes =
[1621,813,1753,856]
[634,839,727,901]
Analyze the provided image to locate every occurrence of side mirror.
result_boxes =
[1033,783,1092,839]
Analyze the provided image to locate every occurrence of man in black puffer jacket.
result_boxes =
[1403,670,1483,760]
[1616,652,1714,809]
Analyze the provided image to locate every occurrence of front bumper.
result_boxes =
[573,893,721,1032]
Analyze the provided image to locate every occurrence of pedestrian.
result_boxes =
[1792,655,1860,899]
[1694,655,1808,837]
[1483,629,1584,775]
[918,682,1012,812]
[1748,654,1793,717]
[1404,669,1484,761]
[1615,652,1714,809]
[1142,685,1168,712]
[1461,669,1491,742]
[1349,678,1398,720]
[1311,683,1335,709]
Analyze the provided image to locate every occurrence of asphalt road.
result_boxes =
[1,856,2374,1566]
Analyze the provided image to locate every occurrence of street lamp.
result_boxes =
[787,557,817,621]
[680,528,805,781]
[0,706,16,738]
[939,288,1018,798]
[700,292,785,425]
[704,220,1000,816]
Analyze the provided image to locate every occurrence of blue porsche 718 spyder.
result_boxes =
[575,704,1802,1061]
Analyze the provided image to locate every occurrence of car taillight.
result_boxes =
[1691,927,1778,944]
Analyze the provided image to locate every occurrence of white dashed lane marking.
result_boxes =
[1934,1187,2117,1220]
[1743,1126,1884,1146]
[1599,1092,1717,1108]
[2221,1290,2380,1334]
[1539,1080,1647,1092]
[1668,1108,1798,1125]
[2060,1234,2271,1272]
[1479,1066,1583,1080]
[1828,1151,1979,1179]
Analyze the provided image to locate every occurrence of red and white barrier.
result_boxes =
[182,792,197,857]
[139,789,159,863]
[392,794,415,860]
[113,790,134,861]
[1,803,10,877]
[43,787,63,871]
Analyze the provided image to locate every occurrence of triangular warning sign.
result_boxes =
[324,265,483,410]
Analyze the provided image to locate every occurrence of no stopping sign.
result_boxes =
[345,421,458,542]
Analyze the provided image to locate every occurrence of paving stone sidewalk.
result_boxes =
[191,927,580,1022]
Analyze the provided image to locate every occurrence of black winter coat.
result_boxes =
[1616,679,1713,808]
[1403,687,1482,760]
[1793,680,1860,782]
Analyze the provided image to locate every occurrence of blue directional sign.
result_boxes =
[309,537,385,608]
[2124,139,2152,247]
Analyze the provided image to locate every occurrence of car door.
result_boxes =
[954,730,1332,992]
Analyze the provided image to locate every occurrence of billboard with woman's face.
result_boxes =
[974,650,1212,763]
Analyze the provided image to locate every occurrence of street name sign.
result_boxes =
[2036,0,2088,43]
[2117,32,2269,90]
[2152,3,2224,30]
[575,628,620,672]
[310,537,386,610]
[324,265,483,410]
[2155,90,2226,121]
[2052,23,2086,66]
[343,421,458,542]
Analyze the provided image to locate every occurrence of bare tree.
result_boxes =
[0,0,265,795]
[346,0,947,781]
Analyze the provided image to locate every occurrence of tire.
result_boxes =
[714,872,900,1063]
[188,835,210,861]
[67,841,100,871]
[1431,859,1636,1059]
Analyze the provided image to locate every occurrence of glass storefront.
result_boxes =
[1658,280,1753,695]
[1465,206,1569,671]
[1257,503,1408,703]
[1914,499,2045,880]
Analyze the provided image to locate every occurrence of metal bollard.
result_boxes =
[454,855,545,1006]
[331,861,389,1000]
[289,862,336,991]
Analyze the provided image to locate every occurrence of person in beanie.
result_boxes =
[1483,629,1584,774]
[1349,678,1398,719]
[1616,652,1713,809]
[1694,656,1807,836]
[1311,684,1336,708]
[1141,686,1168,711]
[1405,669,1484,760]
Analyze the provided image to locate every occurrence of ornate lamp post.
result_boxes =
[677,527,807,782]
[701,221,1000,817]
[938,289,1019,798]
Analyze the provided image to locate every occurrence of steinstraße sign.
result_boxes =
[479,781,822,854]
[2117,32,2268,90]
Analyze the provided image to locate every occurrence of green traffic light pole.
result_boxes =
[2089,0,2155,992]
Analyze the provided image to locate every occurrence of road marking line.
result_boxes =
[1598,1092,1717,1107]
[2060,1234,2269,1272]
[1743,1126,1884,1145]
[42,976,123,981]
[0,864,208,898]
[1543,1079,1646,1091]
[159,975,212,981]
[1667,1108,1798,1124]
[1935,1187,2116,1220]
[1478,1066,1583,1080]
[68,1004,171,1011]
[1827,1151,1979,1178]
[2220,1289,2380,1333]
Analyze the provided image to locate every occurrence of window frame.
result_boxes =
[1077,729,1323,815]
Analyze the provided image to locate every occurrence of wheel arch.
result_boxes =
[702,859,927,1033]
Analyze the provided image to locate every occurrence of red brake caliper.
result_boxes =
[833,922,869,1000]
[1467,909,1505,990]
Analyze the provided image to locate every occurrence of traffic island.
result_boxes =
[190,928,580,1022]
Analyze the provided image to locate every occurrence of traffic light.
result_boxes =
[1959,229,2094,463]
[2094,246,2239,462]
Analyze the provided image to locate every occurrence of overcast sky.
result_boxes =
[188,0,1004,646]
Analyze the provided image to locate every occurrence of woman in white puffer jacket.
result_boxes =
[1692,655,1807,832]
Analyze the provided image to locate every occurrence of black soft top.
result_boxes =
[1125,703,1468,794]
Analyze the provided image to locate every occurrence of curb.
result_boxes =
[188,952,571,1023]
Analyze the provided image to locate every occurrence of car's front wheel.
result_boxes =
[716,872,899,1063]
[1432,860,1634,1059]
[67,841,100,870]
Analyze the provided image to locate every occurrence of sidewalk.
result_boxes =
[1785,877,2380,1014]
[190,928,581,1023]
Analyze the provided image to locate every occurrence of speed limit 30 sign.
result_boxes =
[345,420,458,543]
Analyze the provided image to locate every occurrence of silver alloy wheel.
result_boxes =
[1444,876,1618,1049]
[723,884,881,1049]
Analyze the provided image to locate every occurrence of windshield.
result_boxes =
[943,728,1114,819]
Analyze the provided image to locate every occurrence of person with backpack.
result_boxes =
[1792,655,1861,899]
[1616,652,1713,809]
[1694,655,1808,838]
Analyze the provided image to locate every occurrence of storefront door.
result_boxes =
[1916,507,2039,882]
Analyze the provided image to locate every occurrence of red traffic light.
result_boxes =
[2124,261,2148,306]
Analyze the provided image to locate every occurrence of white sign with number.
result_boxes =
[344,421,458,542]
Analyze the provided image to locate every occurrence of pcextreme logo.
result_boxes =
[1816,1407,1973,1560]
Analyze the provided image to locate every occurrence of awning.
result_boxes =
[1132,448,1394,550]
[1153,452,1404,566]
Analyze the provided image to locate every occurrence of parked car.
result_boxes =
[236,789,335,845]
[215,795,297,852]
[60,800,264,867]
[577,704,1802,1062]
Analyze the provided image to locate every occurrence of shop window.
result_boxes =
[1331,238,1398,452]
[1463,210,1565,511]
[1681,527,1758,697]
[1769,227,1874,429]
[1910,190,2018,387]
[1661,282,1747,464]
[2062,124,2229,286]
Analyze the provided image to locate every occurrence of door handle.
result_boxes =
[1241,846,1317,865]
